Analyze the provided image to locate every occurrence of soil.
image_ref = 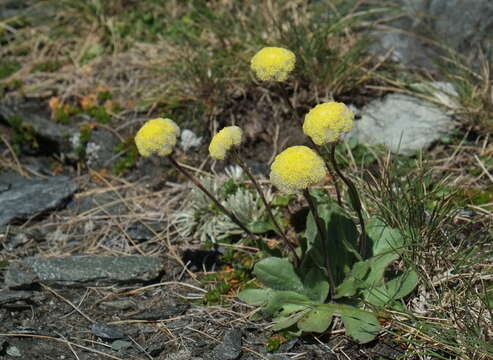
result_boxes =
[0,257,404,360]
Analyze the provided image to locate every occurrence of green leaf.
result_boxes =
[249,220,275,234]
[386,269,418,300]
[297,307,335,333]
[254,257,304,294]
[272,195,292,207]
[340,306,380,344]
[365,252,399,288]
[279,303,310,316]
[351,260,371,279]
[272,309,310,331]
[367,219,404,257]
[262,291,311,317]
[301,267,330,303]
[363,285,393,307]
[238,288,273,306]
[334,276,359,299]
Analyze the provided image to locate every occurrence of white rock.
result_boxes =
[180,129,202,151]
[351,92,454,155]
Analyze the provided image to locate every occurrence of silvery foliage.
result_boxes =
[173,166,273,243]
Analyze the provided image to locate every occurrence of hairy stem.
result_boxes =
[233,152,300,267]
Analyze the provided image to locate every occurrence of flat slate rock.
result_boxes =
[0,172,77,226]
[212,328,242,360]
[0,102,76,154]
[351,92,454,155]
[0,290,34,305]
[91,322,126,340]
[4,256,163,288]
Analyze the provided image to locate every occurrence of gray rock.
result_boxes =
[0,172,78,226]
[111,340,132,351]
[212,328,242,360]
[91,322,125,340]
[370,0,493,69]
[83,127,120,168]
[276,337,298,353]
[0,102,77,155]
[0,102,119,167]
[370,30,436,70]
[0,290,34,305]
[98,299,134,311]
[166,350,193,360]
[351,93,454,155]
[4,255,163,288]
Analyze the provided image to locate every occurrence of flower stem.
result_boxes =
[328,144,367,257]
[233,152,300,267]
[303,189,336,299]
[169,155,258,242]
[277,84,343,207]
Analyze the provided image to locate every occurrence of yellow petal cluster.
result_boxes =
[134,118,180,157]
[209,126,243,160]
[250,47,295,82]
[270,146,326,193]
[303,102,354,145]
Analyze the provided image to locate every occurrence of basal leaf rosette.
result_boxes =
[303,102,354,145]
[134,118,180,157]
[250,47,296,82]
[209,126,243,160]
[270,146,327,193]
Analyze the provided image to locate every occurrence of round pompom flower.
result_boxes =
[134,118,180,157]
[270,146,327,193]
[209,126,243,160]
[303,102,354,145]
[250,47,295,82]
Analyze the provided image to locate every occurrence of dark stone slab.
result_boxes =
[212,328,242,360]
[0,102,76,154]
[0,290,34,306]
[4,255,163,288]
[91,322,125,340]
[0,172,78,226]
[0,102,119,168]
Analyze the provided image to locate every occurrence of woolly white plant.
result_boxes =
[173,166,274,243]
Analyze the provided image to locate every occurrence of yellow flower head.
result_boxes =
[134,118,180,157]
[250,47,296,82]
[209,126,243,160]
[303,102,354,145]
[270,146,326,193]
